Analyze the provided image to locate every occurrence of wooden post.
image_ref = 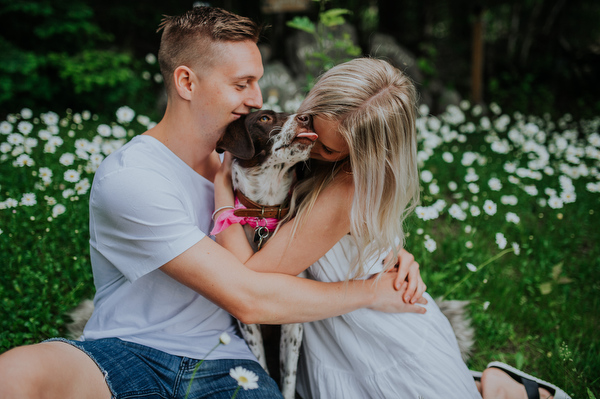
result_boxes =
[471,7,485,105]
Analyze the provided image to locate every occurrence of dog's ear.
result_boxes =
[216,117,255,160]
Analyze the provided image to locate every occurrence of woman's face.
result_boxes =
[310,116,350,162]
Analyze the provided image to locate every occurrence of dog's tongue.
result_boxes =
[296,132,318,142]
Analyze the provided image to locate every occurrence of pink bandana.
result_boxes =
[210,197,281,236]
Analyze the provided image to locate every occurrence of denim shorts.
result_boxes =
[46,337,283,399]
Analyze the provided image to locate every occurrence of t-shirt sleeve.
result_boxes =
[89,167,206,282]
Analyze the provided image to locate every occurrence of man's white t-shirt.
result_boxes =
[83,135,255,361]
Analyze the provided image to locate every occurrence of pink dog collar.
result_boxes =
[211,198,280,236]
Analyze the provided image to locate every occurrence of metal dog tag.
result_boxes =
[254,225,270,250]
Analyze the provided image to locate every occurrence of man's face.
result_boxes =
[193,40,264,142]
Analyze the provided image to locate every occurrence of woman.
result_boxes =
[214,58,568,399]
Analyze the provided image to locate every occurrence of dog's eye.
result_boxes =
[259,115,271,123]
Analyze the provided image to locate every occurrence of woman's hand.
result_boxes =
[383,248,427,304]
[367,271,427,314]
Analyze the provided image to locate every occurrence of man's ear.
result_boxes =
[173,66,194,100]
[216,117,255,160]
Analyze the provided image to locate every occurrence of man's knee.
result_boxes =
[0,346,43,397]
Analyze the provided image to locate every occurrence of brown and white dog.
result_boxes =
[214,109,317,399]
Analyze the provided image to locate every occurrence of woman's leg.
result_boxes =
[480,367,553,399]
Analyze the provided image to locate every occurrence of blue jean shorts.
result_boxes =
[46,337,283,399]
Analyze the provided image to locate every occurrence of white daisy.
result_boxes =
[449,204,467,221]
[62,188,75,199]
[219,332,231,345]
[64,169,81,183]
[116,106,135,123]
[14,154,35,167]
[511,242,521,255]
[112,125,127,138]
[488,177,502,191]
[229,367,259,391]
[75,178,90,194]
[429,183,440,195]
[421,170,433,183]
[442,152,454,163]
[500,195,518,206]
[560,191,576,204]
[0,121,13,134]
[52,204,66,218]
[17,121,33,135]
[20,193,37,206]
[548,196,563,209]
[466,263,477,272]
[145,53,157,65]
[424,237,437,253]
[483,200,497,216]
[495,232,507,249]
[97,124,112,137]
[59,153,75,166]
[20,108,33,119]
[7,133,24,145]
[41,111,59,126]
[506,212,520,224]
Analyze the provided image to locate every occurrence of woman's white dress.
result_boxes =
[296,235,482,399]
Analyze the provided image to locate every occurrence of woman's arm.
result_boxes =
[212,152,255,263]
[213,153,353,276]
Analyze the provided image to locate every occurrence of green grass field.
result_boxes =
[1,102,598,398]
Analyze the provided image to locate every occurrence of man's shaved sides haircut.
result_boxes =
[157,7,262,94]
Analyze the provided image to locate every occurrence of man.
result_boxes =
[0,7,424,398]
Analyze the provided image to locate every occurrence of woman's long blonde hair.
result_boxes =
[290,58,420,278]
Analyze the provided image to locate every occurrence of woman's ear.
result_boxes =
[173,66,195,100]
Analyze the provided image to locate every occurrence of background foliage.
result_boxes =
[1,0,599,119]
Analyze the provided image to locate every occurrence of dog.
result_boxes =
[212,109,317,399]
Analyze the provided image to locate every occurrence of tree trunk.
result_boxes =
[471,7,485,105]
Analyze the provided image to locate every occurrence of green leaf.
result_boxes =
[551,262,563,280]
[539,282,552,295]
[286,16,315,34]
[515,352,525,369]
[319,8,351,27]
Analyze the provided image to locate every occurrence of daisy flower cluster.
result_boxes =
[411,101,599,288]
[0,107,156,228]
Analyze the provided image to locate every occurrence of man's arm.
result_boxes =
[160,236,425,325]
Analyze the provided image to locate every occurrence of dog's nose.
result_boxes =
[296,114,311,127]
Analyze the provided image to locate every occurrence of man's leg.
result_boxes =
[0,341,111,399]
[183,358,283,399]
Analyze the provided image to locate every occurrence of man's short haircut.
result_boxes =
[157,6,262,94]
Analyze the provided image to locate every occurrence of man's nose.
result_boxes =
[246,83,263,109]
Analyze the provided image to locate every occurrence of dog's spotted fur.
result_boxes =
[217,109,316,399]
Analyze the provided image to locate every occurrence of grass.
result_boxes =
[0,102,598,398]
